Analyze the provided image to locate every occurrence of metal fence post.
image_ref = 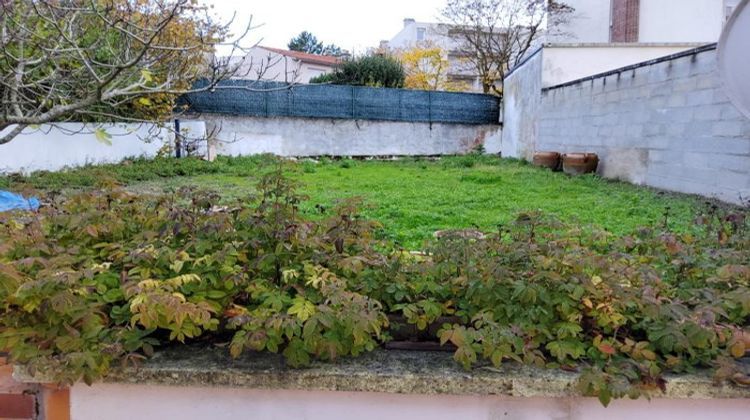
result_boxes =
[398,90,403,121]
[428,91,432,123]
[263,91,270,118]
[174,119,181,158]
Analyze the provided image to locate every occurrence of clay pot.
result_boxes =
[562,153,599,175]
[532,151,561,171]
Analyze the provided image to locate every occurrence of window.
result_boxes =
[610,0,640,42]
[417,27,426,41]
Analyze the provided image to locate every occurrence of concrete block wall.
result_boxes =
[533,45,749,204]
[203,115,503,157]
[501,49,543,159]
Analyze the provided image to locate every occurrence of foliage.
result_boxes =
[310,55,405,88]
[0,155,714,250]
[0,0,243,145]
[288,31,343,56]
[390,213,750,405]
[398,42,467,92]
[0,164,389,383]
[0,161,748,405]
[440,0,574,94]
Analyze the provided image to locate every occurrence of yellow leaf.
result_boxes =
[141,69,153,83]
[94,128,112,145]
[730,341,746,358]
[641,349,657,361]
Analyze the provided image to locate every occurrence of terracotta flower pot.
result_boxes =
[562,153,599,175]
[532,151,561,171]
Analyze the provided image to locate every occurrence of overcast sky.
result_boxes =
[206,0,445,55]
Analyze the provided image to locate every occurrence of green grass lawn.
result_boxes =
[1,155,713,248]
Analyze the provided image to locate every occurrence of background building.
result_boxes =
[553,0,739,44]
[541,0,742,86]
[383,1,742,92]
[232,46,340,84]
[382,19,487,92]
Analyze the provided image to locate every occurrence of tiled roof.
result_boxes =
[260,47,341,67]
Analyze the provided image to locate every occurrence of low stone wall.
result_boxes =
[503,44,750,204]
[0,122,206,174]
[16,345,750,420]
[202,115,503,157]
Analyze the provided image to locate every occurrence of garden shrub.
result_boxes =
[0,163,748,405]
[310,55,405,88]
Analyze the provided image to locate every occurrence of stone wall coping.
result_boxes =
[543,42,708,49]
[542,44,718,91]
[13,344,750,399]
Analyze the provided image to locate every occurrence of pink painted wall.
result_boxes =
[71,383,750,420]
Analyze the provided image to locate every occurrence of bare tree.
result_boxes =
[440,0,573,94]
[0,0,254,145]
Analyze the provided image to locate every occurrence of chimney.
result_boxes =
[403,18,415,28]
[379,40,390,50]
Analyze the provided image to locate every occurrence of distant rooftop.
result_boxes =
[259,46,341,67]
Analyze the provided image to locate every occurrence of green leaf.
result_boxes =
[598,388,612,407]
[287,297,316,322]
[283,338,310,367]
[206,290,227,299]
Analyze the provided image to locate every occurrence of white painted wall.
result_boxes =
[552,0,612,43]
[542,44,704,87]
[231,47,335,84]
[501,51,544,159]
[301,63,332,82]
[552,0,732,44]
[206,115,502,157]
[70,383,750,420]
[0,122,206,174]
[639,0,724,43]
[0,115,500,174]
[387,20,452,51]
[233,48,300,84]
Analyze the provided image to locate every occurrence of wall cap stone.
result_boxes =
[13,344,750,400]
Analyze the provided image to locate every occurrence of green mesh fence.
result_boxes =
[182,81,500,125]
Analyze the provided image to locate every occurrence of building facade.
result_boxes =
[554,0,740,43]
[382,19,486,93]
[540,0,741,87]
[232,47,340,84]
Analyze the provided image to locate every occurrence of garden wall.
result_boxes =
[503,44,750,204]
[501,49,543,159]
[68,383,750,420]
[0,122,206,174]
[203,115,503,157]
